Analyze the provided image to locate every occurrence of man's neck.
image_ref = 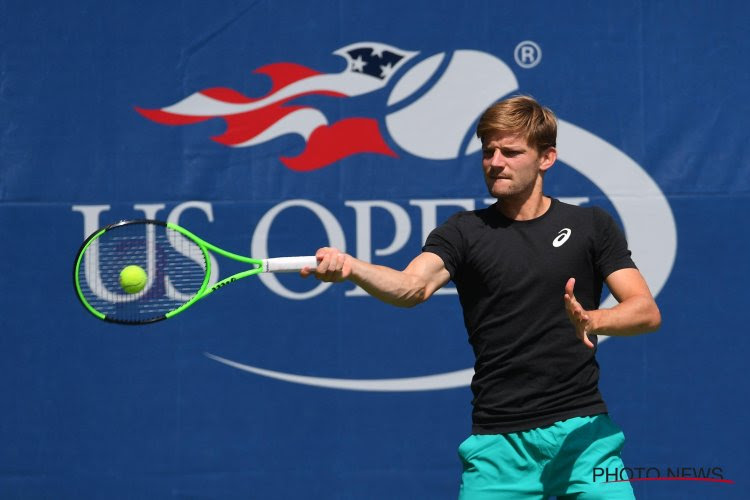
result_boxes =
[496,192,552,221]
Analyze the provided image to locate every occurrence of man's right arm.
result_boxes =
[300,247,451,308]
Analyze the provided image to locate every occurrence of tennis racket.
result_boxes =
[73,219,317,324]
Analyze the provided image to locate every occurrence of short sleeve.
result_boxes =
[592,207,637,279]
[422,214,466,280]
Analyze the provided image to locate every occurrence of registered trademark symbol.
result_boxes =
[514,40,542,69]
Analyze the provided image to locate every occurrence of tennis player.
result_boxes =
[302,95,660,499]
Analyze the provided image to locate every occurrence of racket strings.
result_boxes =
[77,222,208,323]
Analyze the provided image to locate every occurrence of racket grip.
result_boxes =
[262,256,318,273]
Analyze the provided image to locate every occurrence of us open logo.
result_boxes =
[136,41,518,169]
[198,43,676,392]
[81,42,677,392]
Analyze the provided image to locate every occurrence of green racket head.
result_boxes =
[73,219,211,324]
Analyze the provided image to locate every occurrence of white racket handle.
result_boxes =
[262,256,318,273]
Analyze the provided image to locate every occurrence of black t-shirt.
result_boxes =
[423,198,636,434]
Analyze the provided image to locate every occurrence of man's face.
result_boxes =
[481,132,556,199]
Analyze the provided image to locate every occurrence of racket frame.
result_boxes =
[73,219,299,324]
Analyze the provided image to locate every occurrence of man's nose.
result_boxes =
[490,149,505,167]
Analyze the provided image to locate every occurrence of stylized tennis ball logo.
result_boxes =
[119,265,147,294]
[385,50,519,160]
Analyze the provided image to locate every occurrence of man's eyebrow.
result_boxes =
[482,144,526,151]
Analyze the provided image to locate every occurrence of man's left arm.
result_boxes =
[564,268,662,349]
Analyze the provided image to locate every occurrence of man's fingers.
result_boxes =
[565,277,575,297]
[575,316,595,349]
[564,293,580,314]
[309,247,349,282]
[582,334,595,349]
[320,253,334,274]
[317,249,338,274]
[564,287,595,350]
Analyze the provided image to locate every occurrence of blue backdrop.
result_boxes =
[1,1,748,498]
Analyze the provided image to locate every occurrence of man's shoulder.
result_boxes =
[552,199,610,220]
[553,198,593,213]
[443,206,496,226]
[550,200,621,238]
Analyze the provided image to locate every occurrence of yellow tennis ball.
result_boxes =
[120,265,147,294]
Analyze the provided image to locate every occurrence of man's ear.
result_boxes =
[539,147,557,172]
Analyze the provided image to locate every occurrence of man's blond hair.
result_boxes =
[476,95,557,153]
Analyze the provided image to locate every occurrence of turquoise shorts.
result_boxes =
[458,415,635,499]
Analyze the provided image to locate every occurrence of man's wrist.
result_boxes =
[588,309,604,334]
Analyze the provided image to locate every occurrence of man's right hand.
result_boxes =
[300,247,353,282]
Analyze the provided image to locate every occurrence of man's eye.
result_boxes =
[482,149,494,158]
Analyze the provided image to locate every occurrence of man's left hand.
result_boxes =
[564,278,595,349]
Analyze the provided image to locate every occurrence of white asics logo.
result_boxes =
[553,228,572,247]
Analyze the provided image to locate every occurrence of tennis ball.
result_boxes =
[119,265,147,294]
